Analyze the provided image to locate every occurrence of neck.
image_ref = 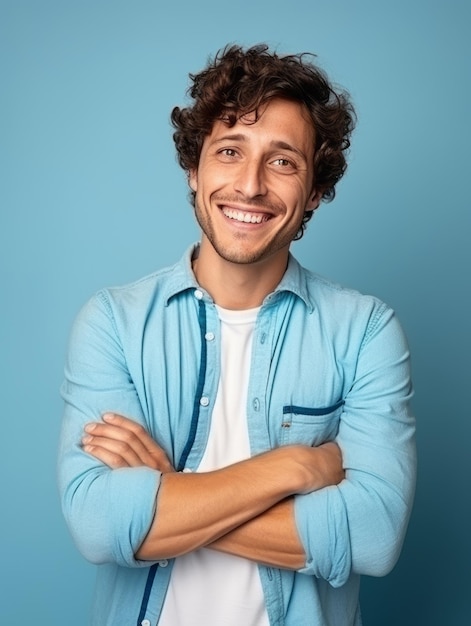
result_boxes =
[192,238,289,310]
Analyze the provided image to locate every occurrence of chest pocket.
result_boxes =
[280,400,344,446]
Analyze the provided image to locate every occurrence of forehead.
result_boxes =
[206,98,315,153]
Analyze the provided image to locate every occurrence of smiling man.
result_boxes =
[58,44,416,626]
[189,98,320,310]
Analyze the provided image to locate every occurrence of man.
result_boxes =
[58,44,416,625]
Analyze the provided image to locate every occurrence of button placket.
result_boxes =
[201,319,217,410]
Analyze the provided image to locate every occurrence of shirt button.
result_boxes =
[182,467,193,473]
[253,398,260,412]
[141,620,151,626]
[205,331,215,341]
[159,559,168,567]
[200,396,209,407]
[194,289,203,300]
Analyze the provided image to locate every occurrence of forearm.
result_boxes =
[79,414,344,564]
[136,449,300,560]
[136,443,342,561]
[208,498,306,570]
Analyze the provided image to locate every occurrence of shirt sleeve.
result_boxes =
[294,304,417,586]
[57,291,162,568]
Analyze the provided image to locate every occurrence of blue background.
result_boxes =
[1,1,470,624]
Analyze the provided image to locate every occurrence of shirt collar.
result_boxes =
[163,243,314,312]
[163,244,202,305]
[266,253,315,313]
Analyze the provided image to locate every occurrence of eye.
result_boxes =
[218,148,238,159]
[273,158,290,166]
[271,157,296,170]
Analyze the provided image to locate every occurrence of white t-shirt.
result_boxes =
[158,306,269,626]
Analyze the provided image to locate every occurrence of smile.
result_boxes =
[221,207,271,224]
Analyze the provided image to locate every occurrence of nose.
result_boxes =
[233,158,268,199]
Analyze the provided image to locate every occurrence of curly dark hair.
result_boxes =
[171,44,356,239]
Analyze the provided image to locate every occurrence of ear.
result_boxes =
[189,169,198,192]
[306,188,322,213]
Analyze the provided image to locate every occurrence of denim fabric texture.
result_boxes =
[58,244,416,626]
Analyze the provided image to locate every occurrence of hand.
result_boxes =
[288,441,344,494]
[82,413,175,472]
[313,441,345,488]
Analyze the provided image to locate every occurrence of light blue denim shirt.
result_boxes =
[58,244,416,626]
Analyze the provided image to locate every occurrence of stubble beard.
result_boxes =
[193,195,303,266]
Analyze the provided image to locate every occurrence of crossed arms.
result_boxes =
[82,413,344,569]
[58,290,416,584]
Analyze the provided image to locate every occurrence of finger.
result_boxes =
[85,414,174,472]
[82,443,132,469]
[82,434,144,467]
[102,414,175,471]
[103,413,159,452]
[84,424,162,469]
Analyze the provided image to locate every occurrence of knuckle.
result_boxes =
[121,430,135,444]
[110,454,126,468]
[127,421,145,437]
[134,423,146,435]
[115,440,130,454]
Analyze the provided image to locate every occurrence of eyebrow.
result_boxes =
[211,134,308,161]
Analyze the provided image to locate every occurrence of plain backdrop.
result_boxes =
[1,1,470,624]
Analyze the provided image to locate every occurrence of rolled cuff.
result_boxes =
[61,459,162,568]
[294,485,351,587]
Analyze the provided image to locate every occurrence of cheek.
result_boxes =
[283,183,310,210]
[203,170,231,198]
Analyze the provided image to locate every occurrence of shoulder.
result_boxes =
[295,268,411,375]
[296,265,407,351]
[81,246,196,320]
[285,254,388,319]
[99,263,178,309]
[68,251,194,346]
[303,266,389,317]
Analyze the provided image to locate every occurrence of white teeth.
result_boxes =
[222,208,268,224]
